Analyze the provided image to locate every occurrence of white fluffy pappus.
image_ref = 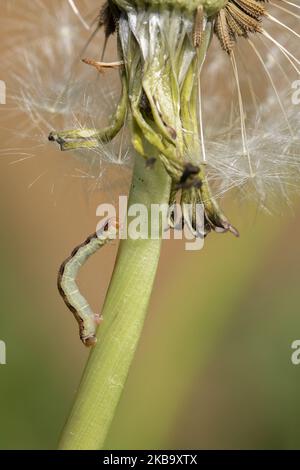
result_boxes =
[201,1,300,211]
[1,0,131,196]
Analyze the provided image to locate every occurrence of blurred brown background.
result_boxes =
[0,0,300,450]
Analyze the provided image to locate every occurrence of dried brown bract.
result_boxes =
[214,0,267,53]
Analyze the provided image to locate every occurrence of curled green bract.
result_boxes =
[48,73,128,151]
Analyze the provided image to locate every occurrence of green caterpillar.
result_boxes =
[57,221,118,347]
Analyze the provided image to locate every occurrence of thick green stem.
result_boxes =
[59,155,171,450]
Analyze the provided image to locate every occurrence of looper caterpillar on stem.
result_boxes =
[57,220,119,347]
[59,155,171,450]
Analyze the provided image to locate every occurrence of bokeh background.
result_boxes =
[0,0,300,450]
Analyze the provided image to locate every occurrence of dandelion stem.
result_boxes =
[58,154,171,450]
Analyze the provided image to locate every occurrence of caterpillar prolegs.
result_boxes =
[58,220,118,347]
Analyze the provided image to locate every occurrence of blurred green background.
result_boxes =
[1,0,300,450]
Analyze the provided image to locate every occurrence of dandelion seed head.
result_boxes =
[2,0,300,211]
